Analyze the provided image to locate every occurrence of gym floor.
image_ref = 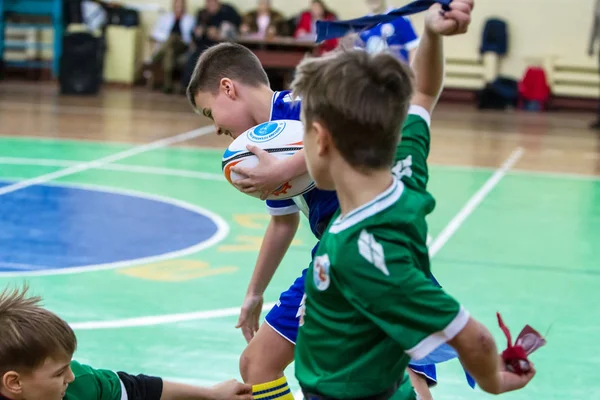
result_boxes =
[0,81,598,400]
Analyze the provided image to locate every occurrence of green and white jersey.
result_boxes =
[65,361,124,400]
[393,105,433,193]
[295,107,470,399]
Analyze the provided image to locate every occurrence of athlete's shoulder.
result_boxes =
[330,180,430,241]
[70,360,96,377]
[271,91,302,121]
[67,361,122,400]
[327,180,406,238]
[274,90,299,104]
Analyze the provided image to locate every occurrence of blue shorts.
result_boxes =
[264,269,475,389]
[264,269,307,344]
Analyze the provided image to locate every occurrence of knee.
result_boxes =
[239,343,286,385]
[239,346,255,383]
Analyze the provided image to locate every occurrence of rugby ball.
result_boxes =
[222,120,315,201]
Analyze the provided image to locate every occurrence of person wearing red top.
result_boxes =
[294,0,338,54]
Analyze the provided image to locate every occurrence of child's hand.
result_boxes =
[209,379,253,400]
[231,145,286,200]
[236,293,264,343]
[424,0,473,37]
[497,356,536,393]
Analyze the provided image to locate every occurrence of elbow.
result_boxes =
[450,318,502,394]
[471,333,503,395]
[478,378,502,395]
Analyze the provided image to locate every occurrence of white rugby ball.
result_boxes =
[222,120,315,200]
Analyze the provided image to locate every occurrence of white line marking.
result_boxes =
[294,389,304,400]
[0,100,197,120]
[0,157,224,181]
[0,134,223,151]
[0,179,229,277]
[66,147,525,330]
[428,147,525,257]
[1,154,597,182]
[0,157,75,167]
[0,125,214,197]
[71,302,277,330]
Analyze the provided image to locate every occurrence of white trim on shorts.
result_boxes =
[264,318,296,345]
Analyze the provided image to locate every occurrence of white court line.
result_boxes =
[2,152,595,183]
[0,134,223,150]
[70,302,277,330]
[0,125,215,197]
[428,147,524,257]
[68,147,525,332]
[0,101,198,120]
[0,157,224,181]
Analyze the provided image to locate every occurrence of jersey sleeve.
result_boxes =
[266,199,300,216]
[393,105,431,190]
[68,361,123,400]
[334,230,469,361]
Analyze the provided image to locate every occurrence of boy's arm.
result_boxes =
[236,211,300,342]
[118,372,252,400]
[410,25,444,115]
[161,379,253,400]
[70,363,253,400]
[411,0,473,115]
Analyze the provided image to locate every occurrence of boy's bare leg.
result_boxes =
[239,323,295,384]
[408,369,434,400]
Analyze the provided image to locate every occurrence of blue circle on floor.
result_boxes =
[0,180,221,273]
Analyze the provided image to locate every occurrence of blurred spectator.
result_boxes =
[240,0,287,38]
[147,0,194,93]
[295,0,338,54]
[361,0,419,64]
[589,0,600,129]
[181,0,241,90]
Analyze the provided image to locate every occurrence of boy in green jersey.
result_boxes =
[291,2,537,399]
[0,286,252,400]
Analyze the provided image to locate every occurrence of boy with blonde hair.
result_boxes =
[0,286,252,400]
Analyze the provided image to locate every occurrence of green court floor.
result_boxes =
[0,136,598,400]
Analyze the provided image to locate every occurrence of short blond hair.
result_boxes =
[0,285,77,375]
[291,49,414,170]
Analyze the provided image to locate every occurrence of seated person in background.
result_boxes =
[0,286,253,400]
[240,0,287,39]
[295,0,338,55]
[182,0,241,89]
[362,0,420,63]
[147,0,195,93]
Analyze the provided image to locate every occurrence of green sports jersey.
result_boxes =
[393,106,433,194]
[65,361,124,400]
[295,108,470,399]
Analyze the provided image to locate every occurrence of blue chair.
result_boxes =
[0,0,63,77]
